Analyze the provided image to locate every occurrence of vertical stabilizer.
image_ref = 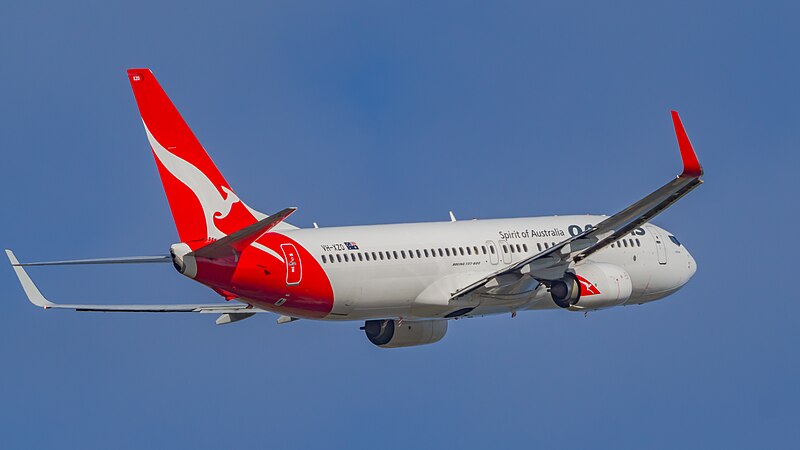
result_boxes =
[127,68,293,244]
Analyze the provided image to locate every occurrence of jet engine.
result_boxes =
[362,319,447,348]
[550,262,633,310]
[550,273,581,308]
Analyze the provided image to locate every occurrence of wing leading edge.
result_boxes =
[452,110,704,299]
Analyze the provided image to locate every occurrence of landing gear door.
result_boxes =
[280,243,302,285]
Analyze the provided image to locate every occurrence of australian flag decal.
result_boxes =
[344,242,359,250]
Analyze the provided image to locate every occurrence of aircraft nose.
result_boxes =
[684,248,697,284]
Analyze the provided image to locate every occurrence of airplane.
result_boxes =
[6,68,704,348]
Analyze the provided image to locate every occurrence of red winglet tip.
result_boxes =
[671,110,703,177]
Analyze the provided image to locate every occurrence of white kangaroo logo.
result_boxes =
[143,121,264,239]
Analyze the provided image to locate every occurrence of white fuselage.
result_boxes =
[271,215,696,321]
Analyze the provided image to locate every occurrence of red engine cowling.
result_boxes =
[571,262,633,310]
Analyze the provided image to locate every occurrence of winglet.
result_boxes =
[671,110,703,178]
[5,250,55,308]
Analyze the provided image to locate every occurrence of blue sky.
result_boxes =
[1,1,798,448]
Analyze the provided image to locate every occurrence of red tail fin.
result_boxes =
[127,68,264,244]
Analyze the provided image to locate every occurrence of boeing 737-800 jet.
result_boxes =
[7,69,703,348]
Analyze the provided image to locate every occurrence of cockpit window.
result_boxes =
[669,235,681,246]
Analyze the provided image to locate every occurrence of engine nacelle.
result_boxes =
[550,263,633,310]
[572,262,632,310]
[363,319,448,348]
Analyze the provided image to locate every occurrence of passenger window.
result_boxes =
[379,252,384,260]
[401,251,406,259]
[343,254,349,262]
[336,254,342,263]
[423,249,429,258]
[516,244,521,253]
[623,240,628,248]
[322,255,327,263]
[503,245,508,253]
[365,253,370,261]
[466,247,472,255]
[445,248,451,256]
[523,244,528,252]
[416,250,422,258]
[482,246,487,254]
[473,246,479,255]
[636,239,641,247]
[452,248,457,256]
[459,247,465,256]
[537,243,542,251]
[490,246,495,254]
[358,253,363,262]
[393,251,398,259]
[438,248,444,257]
[509,245,515,253]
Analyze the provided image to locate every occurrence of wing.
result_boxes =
[452,110,704,298]
[12,255,172,266]
[6,249,265,314]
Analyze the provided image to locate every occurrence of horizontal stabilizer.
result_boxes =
[191,207,297,260]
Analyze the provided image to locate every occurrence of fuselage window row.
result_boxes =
[321,240,591,264]
[610,237,642,249]
[322,243,529,264]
